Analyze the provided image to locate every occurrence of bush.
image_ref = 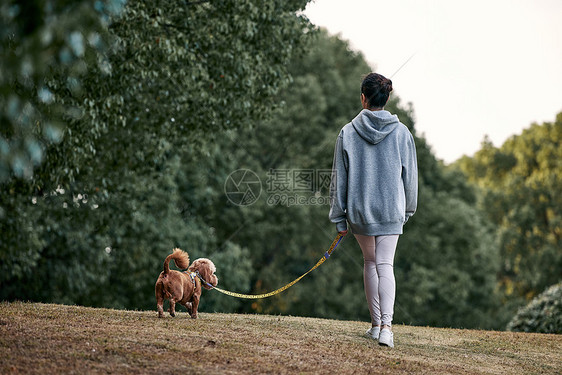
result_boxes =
[507,282,562,333]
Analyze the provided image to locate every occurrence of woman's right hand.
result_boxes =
[338,230,348,236]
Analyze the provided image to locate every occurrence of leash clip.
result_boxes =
[195,270,215,289]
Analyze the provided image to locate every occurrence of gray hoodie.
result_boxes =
[329,109,418,235]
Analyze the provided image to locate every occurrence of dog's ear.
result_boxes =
[206,259,218,288]
[194,258,218,290]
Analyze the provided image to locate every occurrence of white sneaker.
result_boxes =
[365,326,380,340]
[378,327,394,348]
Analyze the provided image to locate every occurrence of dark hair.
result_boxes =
[361,73,393,108]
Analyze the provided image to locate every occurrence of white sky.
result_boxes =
[304,0,562,163]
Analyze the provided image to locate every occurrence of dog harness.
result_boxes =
[179,267,198,286]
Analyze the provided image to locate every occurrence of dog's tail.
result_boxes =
[163,248,190,274]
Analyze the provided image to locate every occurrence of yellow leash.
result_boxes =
[197,233,344,299]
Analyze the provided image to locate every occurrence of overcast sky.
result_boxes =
[304,0,562,163]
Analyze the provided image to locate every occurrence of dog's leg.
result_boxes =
[181,301,193,315]
[155,283,165,318]
[169,299,176,317]
[157,298,165,318]
[190,296,199,319]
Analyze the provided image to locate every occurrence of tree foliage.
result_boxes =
[456,114,562,308]
[0,0,125,181]
[507,282,562,334]
[1,0,311,309]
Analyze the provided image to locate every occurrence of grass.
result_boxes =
[1,302,560,374]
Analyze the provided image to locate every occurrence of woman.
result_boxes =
[329,72,418,348]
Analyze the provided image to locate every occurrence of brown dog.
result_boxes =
[154,248,218,319]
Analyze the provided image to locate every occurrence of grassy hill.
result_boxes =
[0,302,560,374]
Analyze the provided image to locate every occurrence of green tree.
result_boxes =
[0,0,125,181]
[456,113,562,310]
[1,0,125,298]
[507,282,562,334]
[0,0,312,309]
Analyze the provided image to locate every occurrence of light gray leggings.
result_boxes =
[354,234,399,327]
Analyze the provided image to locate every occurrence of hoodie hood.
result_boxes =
[351,109,400,145]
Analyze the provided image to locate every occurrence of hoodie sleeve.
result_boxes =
[402,132,418,222]
[329,132,349,232]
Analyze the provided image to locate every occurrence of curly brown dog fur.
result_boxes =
[154,248,218,319]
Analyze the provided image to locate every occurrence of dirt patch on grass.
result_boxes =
[0,302,560,374]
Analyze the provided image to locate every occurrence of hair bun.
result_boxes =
[361,72,393,108]
[384,78,393,92]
